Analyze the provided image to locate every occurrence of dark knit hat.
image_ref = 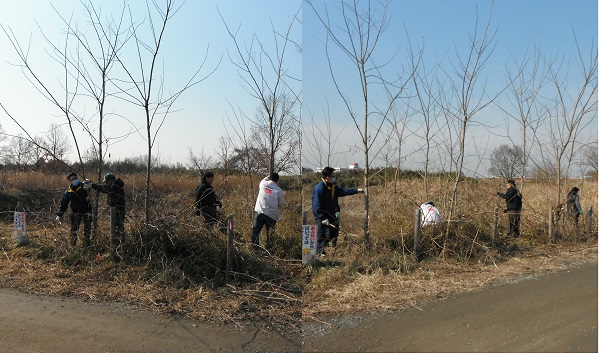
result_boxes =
[322,167,335,178]
[67,172,78,180]
[507,179,516,186]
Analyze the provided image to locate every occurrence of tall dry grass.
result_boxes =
[0,171,302,332]
[316,177,598,257]
[302,176,598,319]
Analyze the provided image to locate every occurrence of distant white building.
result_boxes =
[349,163,360,170]
[316,167,344,173]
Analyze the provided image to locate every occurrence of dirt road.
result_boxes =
[303,262,598,352]
[0,287,300,353]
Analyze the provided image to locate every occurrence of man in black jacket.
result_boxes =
[91,173,126,248]
[194,171,223,229]
[497,179,522,238]
[56,172,92,247]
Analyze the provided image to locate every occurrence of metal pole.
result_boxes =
[414,208,421,261]
[493,206,499,247]
[587,206,594,238]
[548,208,554,244]
[226,214,234,282]
[109,207,116,250]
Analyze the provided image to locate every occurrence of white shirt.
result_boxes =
[420,203,442,226]
[254,177,286,221]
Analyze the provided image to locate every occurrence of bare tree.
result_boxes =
[187,147,216,174]
[307,0,412,246]
[220,7,301,175]
[115,0,218,224]
[249,94,300,173]
[2,135,35,169]
[438,1,504,250]
[302,99,348,169]
[42,123,72,161]
[499,45,547,191]
[537,33,597,204]
[583,145,598,175]
[215,134,236,174]
[408,45,440,198]
[488,144,523,179]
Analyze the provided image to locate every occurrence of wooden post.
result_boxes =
[493,206,499,247]
[109,207,117,250]
[302,210,308,225]
[226,214,234,282]
[414,208,421,261]
[548,208,554,244]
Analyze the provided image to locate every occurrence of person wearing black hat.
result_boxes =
[497,179,522,238]
[194,171,223,229]
[312,167,364,256]
[91,173,126,248]
[56,172,92,247]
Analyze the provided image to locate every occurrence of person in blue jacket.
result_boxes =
[312,167,363,256]
[56,172,92,247]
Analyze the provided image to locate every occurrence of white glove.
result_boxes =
[83,182,92,190]
[322,219,330,226]
[358,189,364,193]
[55,216,61,224]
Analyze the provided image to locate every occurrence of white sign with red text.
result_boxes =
[302,224,317,265]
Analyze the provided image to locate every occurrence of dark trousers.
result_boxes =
[507,211,520,238]
[110,206,126,248]
[70,213,91,246]
[202,207,220,228]
[316,218,339,255]
[251,213,276,248]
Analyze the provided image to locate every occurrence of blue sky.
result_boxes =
[0,0,301,166]
[0,0,596,176]
[302,0,598,176]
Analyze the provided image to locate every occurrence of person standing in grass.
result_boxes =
[90,173,126,248]
[312,167,363,256]
[56,172,92,247]
[194,171,223,229]
[497,179,522,238]
[566,187,583,224]
[251,172,285,251]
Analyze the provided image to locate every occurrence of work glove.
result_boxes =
[55,216,61,224]
[357,189,364,193]
[322,219,330,226]
[83,182,92,190]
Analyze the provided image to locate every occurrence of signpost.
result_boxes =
[302,224,317,265]
[14,202,28,245]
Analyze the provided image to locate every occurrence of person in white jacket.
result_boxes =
[420,201,442,226]
[252,172,286,250]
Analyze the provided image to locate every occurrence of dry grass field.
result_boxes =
[0,171,596,332]
[302,176,598,319]
[0,171,302,332]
